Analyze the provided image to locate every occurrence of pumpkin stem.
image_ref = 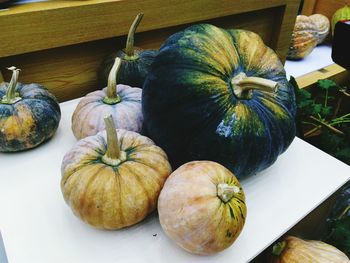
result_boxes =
[102,115,127,166]
[217,183,240,203]
[272,241,286,256]
[103,57,122,105]
[231,72,278,99]
[1,66,21,104]
[125,13,144,60]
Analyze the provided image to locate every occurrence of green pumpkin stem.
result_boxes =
[125,13,144,59]
[217,183,240,202]
[272,241,287,256]
[231,72,278,99]
[102,115,127,166]
[1,67,21,104]
[104,57,122,105]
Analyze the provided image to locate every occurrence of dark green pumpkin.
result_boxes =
[0,67,61,152]
[98,13,158,88]
[325,181,350,256]
[142,24,296,178]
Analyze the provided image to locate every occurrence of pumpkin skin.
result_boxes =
[309,14,330,45]
[61,123,172,229]
[0,68,61,152]
[158,161,246,255]
[271,236,350,263]
[287,15,319,60]
[325,181,350,256]
[98,13,158,88]
[142,24,296,178]
[332,6,350,35]
[72,57,143,139]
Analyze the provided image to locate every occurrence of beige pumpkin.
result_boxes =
[158,161,247,255]
[71,57,143,139]
[271,236,350,263]
[61,115,172,229]
[287,15,318,60]
[310,14,330,45]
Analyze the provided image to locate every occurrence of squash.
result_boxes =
[287,15,319,60]
[325,181,350,256]
[98,13,158,88]
[271,236,350,262]
[0,67,61,152]
[72,57,143,139]
[158,161,246,255]
[61,115,172,229]
[309,14,330,45]
[142,24,296,178]
[332,6,350,35]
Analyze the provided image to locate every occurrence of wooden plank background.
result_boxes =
[0,0,300,101]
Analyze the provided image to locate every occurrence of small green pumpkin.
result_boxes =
[332,6,350,35]
[142,24,296,178]
[0,67,61,152]
[72,57,143,139]
[98,13,158,88]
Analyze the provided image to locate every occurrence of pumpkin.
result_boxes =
[325,181,350,256]
[142,24,296,178]
[98,13,158,87]
[0,67,61,152]
[287,15,319,60]
[332,6,350,35]
[309,14,330,45]
[61,115,172,229]
[158,161,246,255]
[72,57,143,139]
[271,236,350,262]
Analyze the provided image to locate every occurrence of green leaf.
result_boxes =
[321,106,333,118]
[312,104,322,115]
[318,79,338,90]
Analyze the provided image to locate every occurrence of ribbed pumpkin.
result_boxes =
[61,116,172,229]
[98,13,158,88]
[0,67,61,152]
[310,14,330,45]
[158,161,246,255]
[287,15,319,60]
[72,57,143,139]
[142,24,296,178]
[271,236,350,263]
[332,6,350,35]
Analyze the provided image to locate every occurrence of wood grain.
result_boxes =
[0,0,298,58]
[301,0,317,16]
[303,0,350,20]
[295,63,350,89]
[0,7,297,102]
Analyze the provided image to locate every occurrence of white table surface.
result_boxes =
[0,92,349,263]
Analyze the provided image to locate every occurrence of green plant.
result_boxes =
[291,77,350,164]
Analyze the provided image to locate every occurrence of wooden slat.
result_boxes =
[0,7,282,101]
[0,0,296,58]
[301,0,317,16]
[309,0,350,20]
[295,63,350,89]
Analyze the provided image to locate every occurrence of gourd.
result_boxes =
[332,6,350,35]
[158,161,246,255]
[98,13,158,87]
[310,14,330,45]
[287,15,319,60]
[142,24,296,178]
[0,67,61,152]
[325,181,350,256]
[271,236,350,262]
[72,57,143,139]
[61,115,172,229]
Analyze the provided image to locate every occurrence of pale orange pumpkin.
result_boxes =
[71,57,143,139]
[158,161,246,255]
[271,236,350,263]
[61,116,172,229]
[309,14,330,45]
